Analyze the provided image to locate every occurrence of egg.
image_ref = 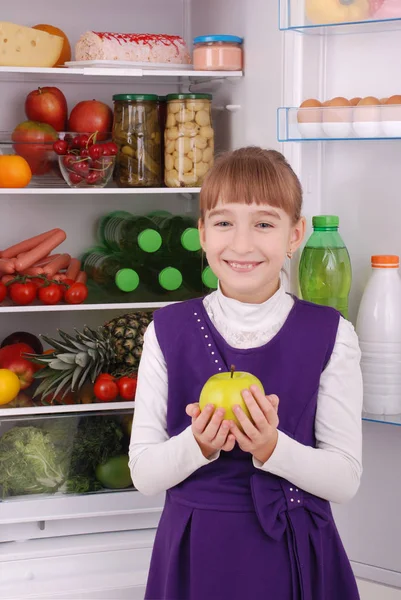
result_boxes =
[382,95,401,137]
[350,97,362,106]
[353,97,381,137]
[297,99,323,139]
[322,97,352,138]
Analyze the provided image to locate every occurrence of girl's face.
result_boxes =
[199,200,306,304]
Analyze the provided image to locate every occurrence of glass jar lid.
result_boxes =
[113,94,159,102]
[193,35,243,45]
[166,93,212,101]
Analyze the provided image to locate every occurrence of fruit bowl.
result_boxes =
[59,154,116,188]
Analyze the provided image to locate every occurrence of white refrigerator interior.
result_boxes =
[0,0,399,597]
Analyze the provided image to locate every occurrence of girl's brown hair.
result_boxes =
[200,147,303,224]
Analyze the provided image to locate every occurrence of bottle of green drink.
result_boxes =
[298,215,352,319]
[98,210,163,258]
[81,247,140,293]
[148,212,201,254]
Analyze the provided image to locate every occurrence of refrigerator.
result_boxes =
[1,0,401,597]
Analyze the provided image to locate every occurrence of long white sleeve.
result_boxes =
[129,310,363,502]
[128,322,218,496]
[255,317,363,503]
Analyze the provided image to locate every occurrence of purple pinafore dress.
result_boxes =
[145,296,360,600]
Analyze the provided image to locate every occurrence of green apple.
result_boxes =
[199,366,265,428]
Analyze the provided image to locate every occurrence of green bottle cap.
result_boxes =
[115,268,140,292]
[312,215,339,229]
[138,229,162,253]
[202,266,218,289]
[181,228,201,252]
[159,267,183,291]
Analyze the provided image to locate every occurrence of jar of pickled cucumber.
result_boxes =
[112,94,161,187]
[165,93,214,188]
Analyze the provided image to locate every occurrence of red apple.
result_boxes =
[0,356,35,389]
[12,121,58,175]
[25,86,68,131]
[68,100,113,139]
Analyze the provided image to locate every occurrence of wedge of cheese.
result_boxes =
[0,22,64,67]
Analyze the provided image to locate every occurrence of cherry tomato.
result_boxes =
[94,378,119,402]
[53,140,69,155]
[38,283,63,305]
[9,281,37,306]
[60,278,76,292]
[117,376,137,401]
[87,171,102,185]
[89,144,103,160]
[69,173,83,185]
[64,282,88,304]
[0,282,7,303]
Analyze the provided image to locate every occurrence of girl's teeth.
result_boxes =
[229,262,255,269]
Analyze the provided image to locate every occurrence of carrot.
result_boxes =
[32,254,61,268]
[21,267,44,276]
[14,230,67,272]
[1,228,62,259]
[1,275,15,284]
[0,258,15,274]
[65,258,81,281]
[43,253,71,277]
[76,271,88,284]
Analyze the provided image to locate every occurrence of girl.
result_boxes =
[129,147,363,600]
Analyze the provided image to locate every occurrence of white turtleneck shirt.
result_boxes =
[129,284,363,503]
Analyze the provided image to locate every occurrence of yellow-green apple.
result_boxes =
[199,365,265,429]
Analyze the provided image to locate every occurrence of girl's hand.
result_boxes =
[229,386,279,464]
[186,403,235,459]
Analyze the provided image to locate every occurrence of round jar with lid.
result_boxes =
[165,93,214,188]
[112,94,161,187]
[193,35,243,71]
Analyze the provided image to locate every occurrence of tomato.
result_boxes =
[38,283,63,305]
[64,282,88,304]
[97,373,116,382]
[94,378,119,402]
[1,357,35,389]
[0,282,7,303]
[0,368,21,405]
[117,376,137,401]
[9,281,36,305]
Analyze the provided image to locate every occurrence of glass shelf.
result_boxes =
[277,105,401,142]
[362,413,401,427]
[279,0,401,34]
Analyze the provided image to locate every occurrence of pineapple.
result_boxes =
[30,311,153,401]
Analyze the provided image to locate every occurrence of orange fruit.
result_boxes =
[0,156,32,188]
[32,24,72,66]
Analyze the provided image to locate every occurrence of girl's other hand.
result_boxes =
[229,387,280,464]
[186,403,235,459]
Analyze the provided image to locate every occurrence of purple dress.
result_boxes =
[145,296,360,600]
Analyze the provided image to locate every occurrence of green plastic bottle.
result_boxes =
[202,265,218,291]
[148,212,201,254]
[98,210,163,257]
[81,247,140,293]
[298,215,352,319]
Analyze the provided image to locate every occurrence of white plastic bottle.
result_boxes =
[356,255,401,415]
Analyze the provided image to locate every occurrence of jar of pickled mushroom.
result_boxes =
[112,94,161,187]
[165,93,214,188]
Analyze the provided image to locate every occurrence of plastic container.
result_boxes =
[356,255,401,415]
[193,35,243,71]
[81,247,140,292]
[298,215,352,319]
[165,93,214,188]
[112,94,161,187]
[99,210,162,257]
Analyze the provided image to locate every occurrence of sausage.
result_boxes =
[32,254,62,268]
[1,228,62,259]
[21,267,44,276]
[76,271,88,284]
[42,254,71,277]
[65,258,81,281]
[14,230,67,272]
[0,258,15,274]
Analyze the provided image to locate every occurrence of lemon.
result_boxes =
[0,369,21,405]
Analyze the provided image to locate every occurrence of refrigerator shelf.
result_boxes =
[0,401,135,418]
[278,106,401,142]
[0,301,175,313]
[362,413,401,427]
[0,186,201,195]
[279,1,401,34]
[0,66,243,84]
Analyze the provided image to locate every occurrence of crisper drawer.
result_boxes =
[0,529,156,599]
[0,409,164,542]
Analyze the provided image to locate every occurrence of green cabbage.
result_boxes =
[0,426,69,497]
